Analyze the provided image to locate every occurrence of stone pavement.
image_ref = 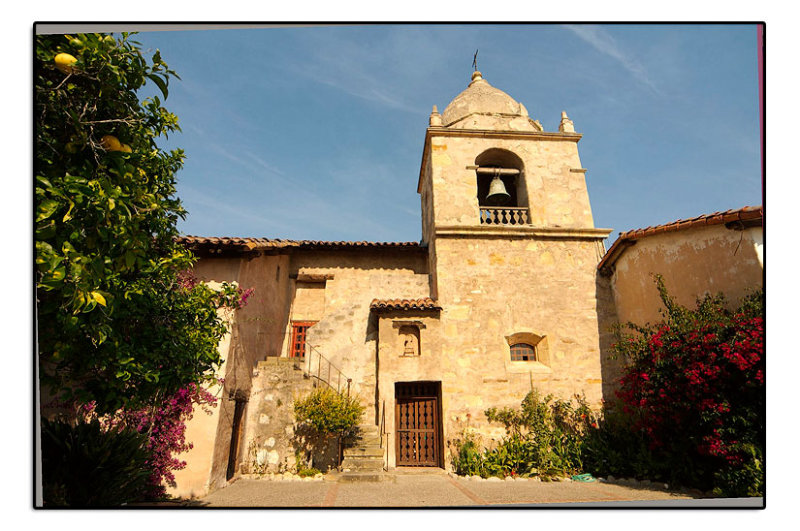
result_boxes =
[191,469,763,508]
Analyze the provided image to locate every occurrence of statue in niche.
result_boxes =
[399,325,420,357]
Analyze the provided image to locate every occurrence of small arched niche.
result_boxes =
[475,148,529,225]
[398,325,421,357]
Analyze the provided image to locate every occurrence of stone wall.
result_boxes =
[239,357,340,474]
[434,236,608,468]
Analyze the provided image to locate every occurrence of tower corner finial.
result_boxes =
[559,110,575,133]
[429,105,442,126]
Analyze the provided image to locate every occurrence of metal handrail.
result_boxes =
[305,343,352,397]
[380,400,388,471]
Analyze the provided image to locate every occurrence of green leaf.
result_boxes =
[124,251,136,269]
[62,201,75,222]
[36,221,57,240]
[51,266,66,282]
[91,291,107,307]
[37,199,60,222]
[146,74,168,99]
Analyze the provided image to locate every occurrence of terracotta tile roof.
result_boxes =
[369,298,442,312]
[598,205,763,272]
[176,236,421,252]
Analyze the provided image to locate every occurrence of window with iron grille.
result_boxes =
[510,343,536,361]
[290,321,316,358]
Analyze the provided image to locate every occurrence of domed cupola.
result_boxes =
[439,71,543,132]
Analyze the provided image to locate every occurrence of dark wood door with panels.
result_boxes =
[395,382,441,467]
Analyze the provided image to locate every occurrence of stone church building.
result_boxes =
[171,71,763,497]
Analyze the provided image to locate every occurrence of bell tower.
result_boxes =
[419,70,605,242]
[416,70,612,406]
[418,70,611,298]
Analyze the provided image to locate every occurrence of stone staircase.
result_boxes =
[338,424,393,482]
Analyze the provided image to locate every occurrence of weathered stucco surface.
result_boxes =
[610,225,763,328]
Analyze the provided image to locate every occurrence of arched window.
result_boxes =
[510,343,536,361]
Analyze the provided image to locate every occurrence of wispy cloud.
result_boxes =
[563,25,662,95]
[204,142,287,184]
[280,28,444,114]
[178,185,299,235]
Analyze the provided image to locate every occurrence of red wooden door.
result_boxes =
[395,382,440,467]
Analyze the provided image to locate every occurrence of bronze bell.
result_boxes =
[485,170,511,206]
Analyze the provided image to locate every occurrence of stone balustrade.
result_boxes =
[479,206,530,225]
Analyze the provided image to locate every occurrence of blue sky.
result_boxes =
[131,24,761,245]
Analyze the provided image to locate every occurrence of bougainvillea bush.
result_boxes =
[583,277,764,497]
[80,383,218,500]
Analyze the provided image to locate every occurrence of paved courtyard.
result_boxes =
[191,471,762,508]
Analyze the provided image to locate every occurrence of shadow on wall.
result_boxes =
[595,272,625,404]
[365,311,380,426]
[291,423,340,472]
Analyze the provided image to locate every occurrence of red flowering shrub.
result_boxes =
[83,383,218,499]
[584,277,764,496]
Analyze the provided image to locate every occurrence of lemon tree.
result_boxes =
[36,33,235,414]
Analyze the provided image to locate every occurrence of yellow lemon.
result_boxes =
[54,53,77,74]
[100,135,122,151]
[120,144,132,153]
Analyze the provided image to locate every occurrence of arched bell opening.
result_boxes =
[474,149,529,225]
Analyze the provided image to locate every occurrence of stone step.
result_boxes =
[341,464,385,474]
[341,456,385,468]
[357,425,380,435]
[348,444,381,453]
[338,472,395,483]
[343,447,383,458]
[352,435,381,446]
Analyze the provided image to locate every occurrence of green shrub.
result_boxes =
[582,400,663,481]
[712,443,763,497]
[41,418,152,506]
[451,391,595,479]
[297,466,322,478]
[450,432,485,476]
[293,387,364,437]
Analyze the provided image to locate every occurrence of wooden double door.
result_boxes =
[395,382,441,467]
